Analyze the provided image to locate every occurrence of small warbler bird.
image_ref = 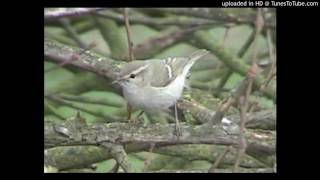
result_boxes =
[112,49,209,135]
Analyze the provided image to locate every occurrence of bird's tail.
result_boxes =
[182,49,209,76]
[188,49,209,63]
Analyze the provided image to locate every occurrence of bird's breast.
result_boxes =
[123,76,185,112]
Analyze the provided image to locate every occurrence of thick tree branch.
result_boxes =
[44,119,230,169]
[44,112,275,170]
[100,142,133,172]
[178,98,275,130]
[45,121,237,149]
[45,8,107,20]
[44,37,122,80]
[147,168,274,173]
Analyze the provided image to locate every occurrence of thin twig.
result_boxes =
[215,28,257,96]
[123,8,135,61]
[260,29,276,91]
[193,29,276,100]
[100,143,134,173]
[233,94,248,172]
[122,8,135,121]
[44,100,65,120]
[126,102,132,120]
[208,146,232,173]
[59,18,88,49]
[108,162,120,173]
[134,25,210,59]
[251,11,264,65]
[139,8,275,29]
[233,8,264,172]
[143,143,156,172]
[95,10,228,30]
[221,27,230,47]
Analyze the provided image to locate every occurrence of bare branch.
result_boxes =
[148,168,274,173]
[193,30,276,101]
[100,142,134,172]
[123,8,135,61]
[45,8,107,20]
[215,28,256,96]
[45,114,275,150]
[44,112,275,170]
[233,8,264,172]
[208,146,232,172]
[96,10,229,30]
[44,37,122,80]
[260,29,276,92]
[138,8,275,28]
[59,18,87,48]
[133,25,210,59]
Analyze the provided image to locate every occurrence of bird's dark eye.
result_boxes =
[130,74,136,78]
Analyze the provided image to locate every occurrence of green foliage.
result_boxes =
[95,159,116,173]
[125,25,159,45]
[184,160,212,170]
[154,43,196,58]
[44,62,75,91]
[127,154,146,172]
[80,29,111,55]
[81,91,125,107]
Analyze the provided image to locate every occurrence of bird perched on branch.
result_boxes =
[112,49,209,136]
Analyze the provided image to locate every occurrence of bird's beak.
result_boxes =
[111,79,120,84]
[111,76,126,85]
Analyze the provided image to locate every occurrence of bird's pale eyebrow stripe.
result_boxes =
[123,64,149,79]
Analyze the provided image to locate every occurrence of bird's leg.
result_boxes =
[127,103,132,120]
[127,103,144,125]
[174,103,182,137]
[137,110,144,118]
[134,110,145,125]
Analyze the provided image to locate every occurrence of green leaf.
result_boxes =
[45,64,75,91]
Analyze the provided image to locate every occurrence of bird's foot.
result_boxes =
[128,117,141,125]
[128,114,144,126]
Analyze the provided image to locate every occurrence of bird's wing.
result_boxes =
[149,58,188,87]
[148,49,209,87]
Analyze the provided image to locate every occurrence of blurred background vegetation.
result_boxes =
[44,8,276,173]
